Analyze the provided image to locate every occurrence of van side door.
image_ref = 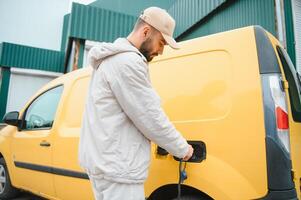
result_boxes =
[11,85,63,198]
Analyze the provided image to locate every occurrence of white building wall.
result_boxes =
[6,68,62,113]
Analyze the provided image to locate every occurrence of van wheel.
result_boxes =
[0,158,19,199]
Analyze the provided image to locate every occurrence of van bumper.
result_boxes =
[258,188,297,200]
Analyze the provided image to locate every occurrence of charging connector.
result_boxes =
[177,160,187,200]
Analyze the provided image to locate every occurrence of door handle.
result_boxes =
[40,140,51,147]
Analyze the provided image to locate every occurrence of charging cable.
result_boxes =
[177,159,187,200]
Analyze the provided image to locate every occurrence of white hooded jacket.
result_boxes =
[78,38,189,184]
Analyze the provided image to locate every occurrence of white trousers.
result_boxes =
[88,174,145,200]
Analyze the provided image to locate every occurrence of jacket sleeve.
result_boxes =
[109,55,189,158]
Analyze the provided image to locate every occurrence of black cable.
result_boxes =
[177,160,187,200]
[177,160,182,200]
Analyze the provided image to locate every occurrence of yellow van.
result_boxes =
[0,26,299,200]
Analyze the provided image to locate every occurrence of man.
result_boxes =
[79,7,194,200]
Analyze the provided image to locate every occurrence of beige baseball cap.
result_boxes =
[139,7,180,49]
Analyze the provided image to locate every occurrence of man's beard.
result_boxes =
[139,38,157,62]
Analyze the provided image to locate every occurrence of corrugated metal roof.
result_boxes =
[178,0,276,41]
[89,0,174,16]
[69,3,137,42]
[168,0,227,38]
[0,42,64,73]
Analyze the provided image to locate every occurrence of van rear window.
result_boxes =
[276,46,301,122]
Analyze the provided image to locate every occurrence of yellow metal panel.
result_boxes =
[52,75,93,199]
[11,129,55,197]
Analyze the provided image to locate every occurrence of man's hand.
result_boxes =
[183,144,194,161]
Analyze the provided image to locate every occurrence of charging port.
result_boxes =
[156,141,206,163]
[174,141,206,163]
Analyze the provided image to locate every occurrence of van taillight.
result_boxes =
[276,107,289,129]
[270,75,291,153]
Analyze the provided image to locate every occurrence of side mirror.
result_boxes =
[3,111,20,127]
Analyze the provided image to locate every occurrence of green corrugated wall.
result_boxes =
[89,0,174,16]
[169,0,227,38]
[0,42,64,73]
[177,0,276,41]
[283,0,296,66]
[61,3,139,71]
[61,14,70,52]
[69,3,137,42]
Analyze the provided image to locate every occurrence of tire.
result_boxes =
[0,158,20,199]
[172,195,210,200]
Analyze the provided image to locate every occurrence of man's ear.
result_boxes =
[142,26,151,38]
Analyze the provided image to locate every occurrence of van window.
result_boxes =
[276,46,301,122]
[22,86,63,130]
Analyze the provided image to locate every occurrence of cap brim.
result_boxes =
[162,33,180,49]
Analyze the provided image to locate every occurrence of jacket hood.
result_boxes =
[87,38,147,70]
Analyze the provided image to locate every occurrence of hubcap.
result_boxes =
[0,165,6,194]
